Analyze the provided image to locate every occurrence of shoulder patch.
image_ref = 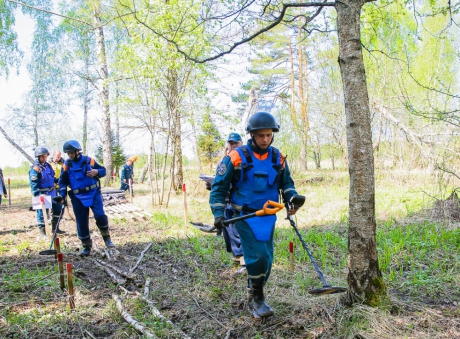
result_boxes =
[217,162,227,176]
[30,175,38,181]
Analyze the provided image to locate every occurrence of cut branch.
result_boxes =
[129,242,153,274]
[112,294,157,338]
[93,260,126,285]
[94,258,137,280]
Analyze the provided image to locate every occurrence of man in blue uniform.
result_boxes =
[119,158,133,193]
[29,146,63,239]
[210,112,300,319]
[59,140,115,257]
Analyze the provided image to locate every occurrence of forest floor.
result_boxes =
[0,168,459,338]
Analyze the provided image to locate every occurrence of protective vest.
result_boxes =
[230,146,282,242]
[231,146,282,211]
[65,156,98,207]
[33,162,55,191]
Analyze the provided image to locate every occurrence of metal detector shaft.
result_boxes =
[223,200,285,226]
[288,216,330,287]
[40,204,65,255]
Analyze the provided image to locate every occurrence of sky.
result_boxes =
[0,4,250,170]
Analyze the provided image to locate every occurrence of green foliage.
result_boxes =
[0,0,22,76]
[197,112,224,166]
[95,135,126,169]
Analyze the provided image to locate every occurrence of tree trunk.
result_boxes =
[173,108,183,192]
[93,0,113,185]
[0,125,34,163]
[137,163,149,183]
[82,57,90,155]
[190,111,201,171]
[336,0,386,306]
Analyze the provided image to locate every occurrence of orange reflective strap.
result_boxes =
[90,157,95,166]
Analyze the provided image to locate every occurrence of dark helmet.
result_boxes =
[34,146,50,157]
[246,112,280,134]
[63,140,82,153]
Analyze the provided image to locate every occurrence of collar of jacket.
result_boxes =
[247,139,270,156]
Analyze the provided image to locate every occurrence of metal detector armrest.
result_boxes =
[256,201,284,216]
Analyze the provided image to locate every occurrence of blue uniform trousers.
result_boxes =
[235,220,275,285]
[69,191,109,246]
[223,224,243,257]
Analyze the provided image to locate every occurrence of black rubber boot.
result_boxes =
[102,235,115,248]
[51,218,65,235]
[78,246,91,257]
[38,227,47,240]
[251,284,274,318]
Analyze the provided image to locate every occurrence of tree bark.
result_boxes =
[93,0,113,185]
[82,59,89,155]
[336,0,386,306]
[0,125,34,163]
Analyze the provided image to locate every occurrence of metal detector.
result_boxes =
[288,195,347,296]
[39,197,65,256]
[190,200,285,233]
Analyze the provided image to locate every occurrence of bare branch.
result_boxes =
[7,0,93,27]
[0,125,34,163]
[134,1,335,63]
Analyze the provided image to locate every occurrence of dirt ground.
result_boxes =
[1,187,460,339]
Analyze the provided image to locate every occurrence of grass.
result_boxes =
[1,167,459,338]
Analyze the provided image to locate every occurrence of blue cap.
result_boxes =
[227,132,242,142]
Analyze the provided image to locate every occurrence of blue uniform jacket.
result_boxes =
[120,164,133,182]
[29,162,57,197]
[210,141,298,219]
[59,155,106,199]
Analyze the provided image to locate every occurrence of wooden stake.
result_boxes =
[58,253,65,290]
[129,179,133,204]
[54,237,61,259]
[7,178,11,206]
[289,241,294,273]
[66,263,75,310]
[40,195,51,240]
[182,183,188,228]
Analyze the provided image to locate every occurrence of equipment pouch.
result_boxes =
[253,171,268,193]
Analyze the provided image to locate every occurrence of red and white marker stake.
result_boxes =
[289,241,294,272]
[40,195,51,240]
[66,263,75,310]
[57,253,65,290]
[182,183,188,228]
[54,237,61,259]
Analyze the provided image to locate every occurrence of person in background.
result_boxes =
[206,132,245,265]
[49,151,64,193]
[59,140,115,257]
[120,158,134,194]
[0,167,7,208]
